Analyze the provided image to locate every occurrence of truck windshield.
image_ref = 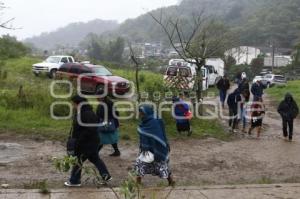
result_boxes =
[166,67,177,76]
[45,57,61,63]
[93,67,112,76]
[274,76,285,80]
[179,68,191,77]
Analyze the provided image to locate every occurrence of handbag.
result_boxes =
[66,127,76,156]
[138,151,154,163]
[98,119,116,133]
[184,110,193,120]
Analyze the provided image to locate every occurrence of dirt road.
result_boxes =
[1,95,300,189]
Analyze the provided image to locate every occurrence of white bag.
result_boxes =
[138,151,154,163]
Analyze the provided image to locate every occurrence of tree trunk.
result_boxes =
[135,64,140,102]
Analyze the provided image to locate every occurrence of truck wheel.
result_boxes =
[95,84,105,95]
[48,69,57,79]
[33,72,39,77]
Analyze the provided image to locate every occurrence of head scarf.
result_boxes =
[138,104,169,161]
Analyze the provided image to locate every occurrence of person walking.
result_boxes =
[240,89,251,133]
[227,89,242,133]
[172,93,192,136]
[238,78,250,94]
[248,98,265,139]
[134,104,175,186]
[217,75,230,108]
[97,96,121,157]
[277,93,299,141]
[251,80,264,101]
[65,95,111,187]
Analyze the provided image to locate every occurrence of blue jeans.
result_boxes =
[240,107,247,129]
[70,152,110,184]
[219,90,227,104]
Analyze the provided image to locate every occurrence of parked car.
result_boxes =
[56,63,130,95]
[262,74,287,88]
[260,69,272,76]
[252,76,264,84]
[32,55,75,78]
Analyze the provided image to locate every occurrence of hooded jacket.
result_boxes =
[72,104,100,155]
[251,82,264,98]
[217,77,230,91]
[227,89,242,111]
[278,93,299,120]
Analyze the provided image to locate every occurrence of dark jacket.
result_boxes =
[238,79,250,93]
[96,98,119,128]
[227,89,242,111]
[217,78,230,91]
[72,104,99,155]
[278,93,299,121]
[251,82,264,98]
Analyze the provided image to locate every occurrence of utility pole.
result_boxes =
[271,43,275,72]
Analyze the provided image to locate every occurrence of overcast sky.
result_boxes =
[0,0,179,40]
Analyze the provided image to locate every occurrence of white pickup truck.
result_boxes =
[32,55,75,78]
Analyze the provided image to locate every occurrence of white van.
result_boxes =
[205,58,225,86]
[164,59,209,91]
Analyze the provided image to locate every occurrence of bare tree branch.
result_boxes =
[128,42,141,102]
[150,9,235,103]
[150,13,187,61]
[0,2,17,30]
[0,17,16,29]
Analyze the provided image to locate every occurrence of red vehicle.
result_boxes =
[56,63,130,95]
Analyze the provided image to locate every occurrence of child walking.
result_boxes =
[248,98,265,138]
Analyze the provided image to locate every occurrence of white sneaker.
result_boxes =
[64,181,81,187]
[99,175,113,185]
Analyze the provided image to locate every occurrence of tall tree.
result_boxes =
[106,37,125,62]
[150,10,234,102]
[0,35,28,59]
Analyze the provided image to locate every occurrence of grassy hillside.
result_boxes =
[0,57,227,141]
[0,57,70,139]
[267,81,300,105]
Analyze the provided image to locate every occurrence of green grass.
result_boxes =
[256,176,273,184]
[266,81,300,105]
[0,57,228,142]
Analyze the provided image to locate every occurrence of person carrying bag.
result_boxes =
[97,96,121,157]
[134,104,175,186]
[64,95,112,187]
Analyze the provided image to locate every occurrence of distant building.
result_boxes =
[167,50,179,58]
[258,47,292,56]
[225,46,261,65]
[264,56,292,67]
[123,42,164,59]
[143,42,163,58]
